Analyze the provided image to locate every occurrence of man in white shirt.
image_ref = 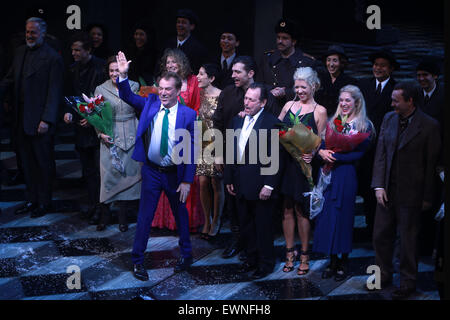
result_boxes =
[225,83,284,280]
[116,51,197,281]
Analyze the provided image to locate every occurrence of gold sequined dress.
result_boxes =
[196,92,220,177]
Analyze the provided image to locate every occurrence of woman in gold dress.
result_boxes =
[196,63,224,240]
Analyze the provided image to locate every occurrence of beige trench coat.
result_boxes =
[94,80,142,203]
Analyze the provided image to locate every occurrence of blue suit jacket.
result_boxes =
[117,78,197,184]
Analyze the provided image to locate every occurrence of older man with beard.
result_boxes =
[0,17,63,218]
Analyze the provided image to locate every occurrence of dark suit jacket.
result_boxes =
[418,82,444,137]
[65,55,107,148]
[359,77,396,135]
[164,35,210,74]
[117,78,197,185]
[216,55,234,90]
[0,43,63,135]
[224,110,285,201]
[371,109,441,207]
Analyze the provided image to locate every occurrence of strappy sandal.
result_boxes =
[282,247,298,272]
[297,250,310,275]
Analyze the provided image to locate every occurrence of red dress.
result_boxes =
[152,75,204,231]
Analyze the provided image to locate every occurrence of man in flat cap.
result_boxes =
[163,8,209,74]
[257,18,321,112]
[358,48,399,238]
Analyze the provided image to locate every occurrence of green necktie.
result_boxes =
[160,108,170,157]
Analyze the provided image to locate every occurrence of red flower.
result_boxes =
[334,118,342,127]
[88,103,95,110]
[99,96,104,102]
[279,130,287,137]
[95,99,101,105]
[79,105,86,113]
[306,125,312,131]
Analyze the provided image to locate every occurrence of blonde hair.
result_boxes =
[330,85,375,135]
[293,67,321,95]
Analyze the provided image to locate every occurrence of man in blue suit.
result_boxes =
[116,51,197,281]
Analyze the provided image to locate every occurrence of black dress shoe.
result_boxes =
[119,224,128,232]
[174,256,193,273]
[221,242,241,259]
[391,286,416,300]
[238,250,247,261]
[132,264,149,281]
[238,261,257,273]
[251,268,271,280]
[30,205,48,218]
[15,202,37,215]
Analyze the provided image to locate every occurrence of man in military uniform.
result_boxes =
[257,18,321,112]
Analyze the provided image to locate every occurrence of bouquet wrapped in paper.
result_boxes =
[64,94,124,173]
[278,117,321,190]
[306,116,371,219]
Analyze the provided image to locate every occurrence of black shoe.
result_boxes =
[322,264,337,279]
[132,264,149,281]
[119,224,128,232]
[366,278,392,291]
[334,266,348,281]
[222,241,241,259]
[174,256,193,273]
[88,206,101,225]
[15,202,37,215]
[238,261,257,274]
[251,268,272,280]
[391,286,416,300]
[30,205,47,218]
[238,250,248,261]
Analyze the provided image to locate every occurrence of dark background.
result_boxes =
[0,0,444,71]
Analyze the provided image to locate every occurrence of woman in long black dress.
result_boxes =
[278,67,327,275]
[316,45,358,117]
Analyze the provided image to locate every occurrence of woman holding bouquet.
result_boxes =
[278,67,327,275]
[152,48,203,231]
[313,85,374,281]
[94,56,142,232]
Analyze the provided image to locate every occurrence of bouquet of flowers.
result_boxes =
[277,109,321,190]
[64,94,124,174]
[306,116,371,219]
[138,77,159,98]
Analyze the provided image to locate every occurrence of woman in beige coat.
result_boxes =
[94,56,142,232]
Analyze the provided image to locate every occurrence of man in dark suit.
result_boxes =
[217,28,240,90]
[257,18,322,111]
[0,17,63,218]
[371,81,441,299]
[116,51,197,281]
[225,83,284,279]
[358,49,399,238]
[63,32,107,227]
[415,56,444,256]
[163,9,209,74]
[213,56,278,260]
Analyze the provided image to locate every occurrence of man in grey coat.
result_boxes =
[371,81,441,299]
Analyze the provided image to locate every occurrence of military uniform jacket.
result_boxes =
[257,48,322,104]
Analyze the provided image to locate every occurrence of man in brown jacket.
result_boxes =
[371,81,441,299]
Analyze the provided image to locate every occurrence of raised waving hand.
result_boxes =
[116,51,132,77]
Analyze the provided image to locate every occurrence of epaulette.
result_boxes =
[303,52,316,60]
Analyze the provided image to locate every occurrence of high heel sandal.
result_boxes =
[208,217,221,239]
[282,247,298,272]
[297,250,310,275]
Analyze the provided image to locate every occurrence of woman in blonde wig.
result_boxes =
[313,84,375,281]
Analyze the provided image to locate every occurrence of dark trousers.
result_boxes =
[357,147,377,236]
[76,145,100,208]
[236,197,276,272]
[16,127,55,207]
[373,201,421,289]
[132,163,192,265]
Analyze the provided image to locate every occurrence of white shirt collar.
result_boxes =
[160,102,178,113]
[246,107,264,123]
[177,35,190,47]
[221,53,236,68]
[423,83,437,98]
[376,77,390,91]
